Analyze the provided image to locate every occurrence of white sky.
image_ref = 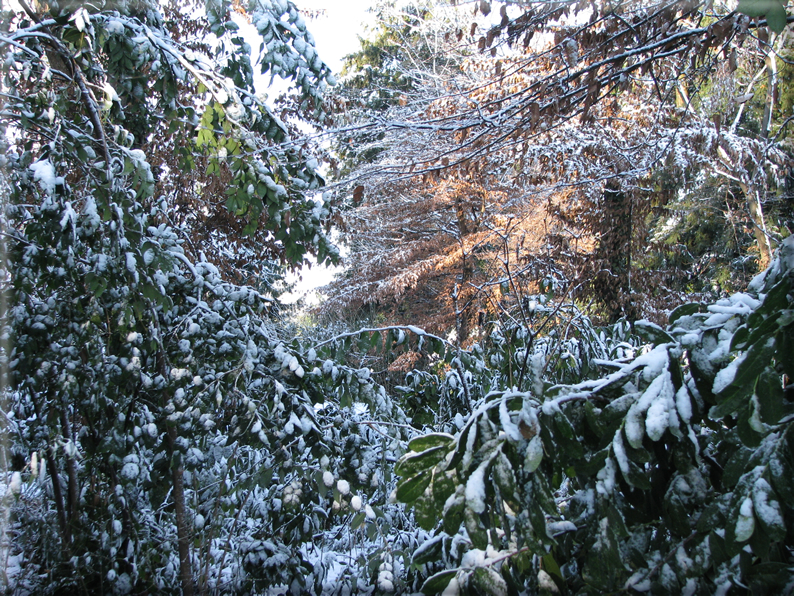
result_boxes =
[279,2,375,304]
[296,0,377,74]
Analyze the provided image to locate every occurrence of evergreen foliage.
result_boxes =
[396,236,794,594]
[1,0,793,595]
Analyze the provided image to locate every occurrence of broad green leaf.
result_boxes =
[582,514,624,591]
[711,337,777,418]
[412,534,444,566]
[432,471,456,511]
[442,492,465,535]
[736,404,763,448]
[668,303,701,326]
[407,433,455,453]
[350,512,365,529]
[736,0,778,17]
[414,489,438,531]
[395,445,448,477]
[552,412,584,458]
[723,447,753,488]
[765,2,788,33]
[621,457,651,490]
[493,451,519,510]
[574,448,608,477]
[777,322,794,378]
[542,553,563,582]
[752,477,785,542]
[634,320,674,344]
[448,419,477,471]
[469,567,508,596]
[464,506,488,549]
[731,312,778,351]
[696,494,729,532]
[420,569,458,595]
[396,470,432,503]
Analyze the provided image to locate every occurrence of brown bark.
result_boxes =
[745,185,773,270]
[168,426,194,596]
[45,449,70,545]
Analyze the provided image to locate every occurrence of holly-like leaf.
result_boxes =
[420,569,458,595]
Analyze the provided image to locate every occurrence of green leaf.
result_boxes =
[552,412,584,458]
[370,331,382,351]
[736,0,781,18]
[574,448,608,477]
[769,433,794,502]
[412,534,444,566]
[634,320,674,344]
[723,447,753,488]
[420,569,458,595]
[732,312,779,351]
[442,492,465,534]
[582,511,625,591]
[531,474,558,517]
[765,2,788,33]
[736,404,763,448]
[753,478,786,542]
[314,470,328,498]
[408,433,455,453]
[395,445,448,477]
[448,419,476,471]
[465,506,488,549]
[750,278,791,322]
[621,457,651,490]
[396,470,432,503]
[432,470,456,511]
[469,567,508,596]
[350,512,365,529]
[696,496,728,533]
[584,400,607,436]
[711,337,777,418]
[414,489,438,531]
[542,553,563,582]
[365,521,378,540]
[493,451,519,510]
[668,302,701,326]
[777,322,794,378]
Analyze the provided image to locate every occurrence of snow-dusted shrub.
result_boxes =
[0,1,409,594]
[396,237,794,594]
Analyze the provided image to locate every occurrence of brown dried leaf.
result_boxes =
[353,185,364,203]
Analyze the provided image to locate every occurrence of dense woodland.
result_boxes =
[0,0,793,594]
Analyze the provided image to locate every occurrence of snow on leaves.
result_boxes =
[396,237,794,594]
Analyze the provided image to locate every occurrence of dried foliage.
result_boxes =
[322,0,793,336]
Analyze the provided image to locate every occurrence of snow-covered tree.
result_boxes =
[323,0,793,332]
[0,1,411,593]
[396,236,794,594]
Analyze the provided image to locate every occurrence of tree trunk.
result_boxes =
[762,48,777,140]
[744,183,773,270]
[593,184,635,322]
[60,409,79,535]
[45,449,70,545]
[168,426,194,596]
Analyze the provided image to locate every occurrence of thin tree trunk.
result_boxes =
[762,48,777,140]
[744,184,773,270]
[60,409,79,532]
[168,426,194,596]
[45,449,70,545]
[30,395,70,545]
